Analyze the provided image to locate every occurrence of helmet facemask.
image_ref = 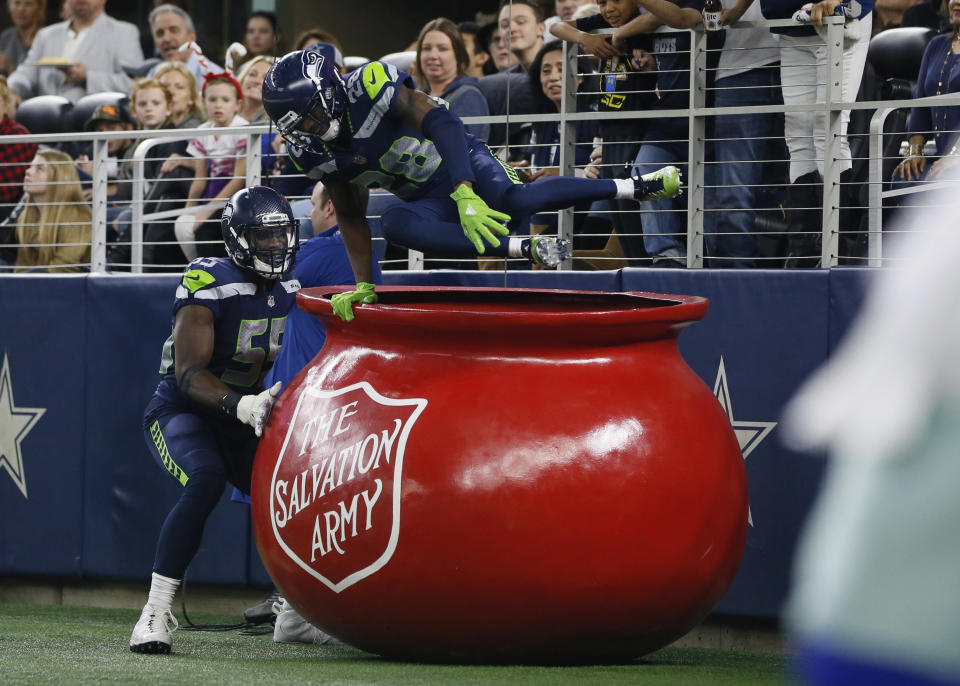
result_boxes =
[276,90,342,155]
[234,213,299,279]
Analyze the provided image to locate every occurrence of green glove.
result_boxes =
[330,282,377,322]
[450,184,511,254]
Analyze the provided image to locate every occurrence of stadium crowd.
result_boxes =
[0,0,955,272]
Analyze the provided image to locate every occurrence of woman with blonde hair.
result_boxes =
[153,61,206,128]
[237,55,281,174]
[16,148,92,272]
[236,55,275,124]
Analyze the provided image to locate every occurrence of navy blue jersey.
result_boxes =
[287,61,483,200]
[154,257,301,406]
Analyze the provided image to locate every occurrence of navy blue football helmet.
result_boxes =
[262,50,348,154]
[221,186,299,279]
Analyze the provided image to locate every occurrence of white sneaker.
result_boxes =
[272,599,342,645]
[129,604,178,654]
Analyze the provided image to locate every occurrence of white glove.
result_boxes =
[236,381,282,437]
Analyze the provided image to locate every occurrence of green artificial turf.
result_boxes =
[0,603,792,685]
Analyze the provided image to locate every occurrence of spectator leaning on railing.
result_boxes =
[15,148,92,272]
[551,0,662,266]
[702,0,786,268]
[7,0,143,104]
[745,0,873,265]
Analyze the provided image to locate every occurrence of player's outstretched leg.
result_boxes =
[381,201,570,268]
[633,165,682,201]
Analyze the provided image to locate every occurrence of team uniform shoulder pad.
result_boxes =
[174,258,257,305]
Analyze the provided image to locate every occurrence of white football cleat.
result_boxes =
[129,604,178,654]
[273,599,342,645]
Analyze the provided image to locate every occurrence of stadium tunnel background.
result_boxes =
[0,267,869,620]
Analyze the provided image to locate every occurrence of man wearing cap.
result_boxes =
[147,4,222,83]
[7,0,143,103]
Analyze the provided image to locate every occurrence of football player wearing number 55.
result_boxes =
[129,186,301,654]
[262,49,682,321]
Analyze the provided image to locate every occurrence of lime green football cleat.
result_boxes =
[633,165,682,201]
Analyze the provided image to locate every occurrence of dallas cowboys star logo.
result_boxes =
[713,356,776,527]
[0,353,46,499]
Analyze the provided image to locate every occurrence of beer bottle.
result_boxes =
[703,0,723,31]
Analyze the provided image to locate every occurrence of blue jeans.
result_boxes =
[633,140,687,261]
[705,66,785,268]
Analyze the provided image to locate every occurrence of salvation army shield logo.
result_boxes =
[269,381,427,593]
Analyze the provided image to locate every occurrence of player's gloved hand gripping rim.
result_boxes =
[331,281,378,322]
[220,381,283,437]
[450,184,511,254]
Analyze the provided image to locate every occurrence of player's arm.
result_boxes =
[173,304,280,436]
[173,305,232,408]
[392,86,511,253]
[325,177,375,285]
[324,177,378,321]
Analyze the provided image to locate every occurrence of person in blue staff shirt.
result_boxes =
[261,48,682,320]
[129,185,300,654]
[239,180,383,642]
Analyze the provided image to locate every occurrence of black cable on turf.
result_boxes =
[178,575,262,633]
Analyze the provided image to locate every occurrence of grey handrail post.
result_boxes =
[90,138,109,273]
[687,26,708,269]
[130,138,150,273]
[867,106,896,266]
[246,132,261,187]
[821,16,844,268]
[557,38,579,272]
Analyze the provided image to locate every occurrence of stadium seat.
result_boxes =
[14,95,72,134]
[867,26,936,82]
[68,91,130,132]
[378,51,416,73]
[477,72,536,152]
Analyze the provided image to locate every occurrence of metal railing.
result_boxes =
[0,16,955,273]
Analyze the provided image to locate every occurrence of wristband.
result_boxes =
[908,142,923,157]
[219,391,242,418]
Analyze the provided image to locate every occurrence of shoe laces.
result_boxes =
[147,607,179,634]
